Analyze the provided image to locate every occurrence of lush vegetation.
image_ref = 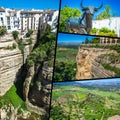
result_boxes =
[0,26,7,36]
[54,45,78,82]
[90,27,117,37]
[12,30,19,40]
[27,38,32,45]
[50,83,120,120]
[27,27,56,68]
[96,5,116,20]
[0,85,27,109]
[54,61,76,81]
[26,29,33,37]
[59,6,81,32]
[16,38,25,54]
[4,43,17,50]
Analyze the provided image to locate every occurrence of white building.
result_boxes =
[5,8,21,32]
[0,7,58,33]
[47,10,58,32]
[0,7,6,26]
[20,10,43,31]
[92,17,120,37]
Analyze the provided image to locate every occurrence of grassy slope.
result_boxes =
[56,47,78,62]
[0,85,26,109]
[50,85,120,120]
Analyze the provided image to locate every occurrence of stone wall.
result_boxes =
[0,33,37,95]
[76,47,116,80]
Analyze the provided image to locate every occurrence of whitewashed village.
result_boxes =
[0,7,58,33]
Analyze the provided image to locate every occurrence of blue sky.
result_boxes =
[0,0,60,10]
[58,33,95,44]
[53,78,120,85]
[61,0,120,18]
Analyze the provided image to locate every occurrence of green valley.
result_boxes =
[50,79,120,120]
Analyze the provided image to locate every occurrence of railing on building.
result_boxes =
[81,37,120,47]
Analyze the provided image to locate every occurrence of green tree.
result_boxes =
[26,29,33,37]
[85,37,90,44]
[54,61,76,81]
[59,6,81,32]
[0,26,7,36]
[27,27,55,67]
[91,38,100,44]
[90,28,99,35]
[98,27,117,37]
[12,31,19,40]
[96,5,112,20]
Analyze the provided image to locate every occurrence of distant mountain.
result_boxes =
[53,78,120,91]
[58,42,82,46]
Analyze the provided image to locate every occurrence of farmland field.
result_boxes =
[50,79,120,120]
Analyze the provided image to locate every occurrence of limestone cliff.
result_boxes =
[23,62,53,118]
[0,33,36,95]
[76,47,116,80]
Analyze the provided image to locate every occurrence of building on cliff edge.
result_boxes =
[0,7,58,32]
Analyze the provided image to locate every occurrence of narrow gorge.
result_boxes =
[76,47,119,80]
[0,33,36,95]
[0,27,55,119]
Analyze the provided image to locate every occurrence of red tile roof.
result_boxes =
[0,7,5,12]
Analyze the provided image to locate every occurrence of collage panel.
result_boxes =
[0,0,60,120]
[54,32,120,81]
[50,78,120,120]
[59,0,120,38]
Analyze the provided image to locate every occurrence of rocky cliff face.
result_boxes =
[0,33,36,95]
[23,61,53,118]
[76,47,116,80]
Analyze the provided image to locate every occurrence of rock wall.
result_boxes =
[23,62,53,118]
[0,33,36,95]
[76,47,116,80]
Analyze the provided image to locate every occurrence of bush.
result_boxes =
[17,39,25,54]
[98,27,117,37]
[90,28,99,35]
[0,85,26,108]
[26,29,33,37]
[54,61,76,81]
[0,26,7,36]
[12,43,17,49]
[4,43,17,50]
[12,31,19,40]
[27,38,32,45]
[59,6,81,32]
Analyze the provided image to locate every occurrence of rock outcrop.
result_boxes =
[76,47,116,80]
[108,115,120,120]
[23,62,53,118]
[0,104,40,120]
[0,33,36,95]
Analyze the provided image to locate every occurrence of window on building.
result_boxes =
[1,17,3,21]
[14,13,16,17]
[47,14,52,21]
[7,17,10,21]
[8,26,11,30]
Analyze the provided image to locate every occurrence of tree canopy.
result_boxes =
[96,5,115,20]
[59,6,81,32]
